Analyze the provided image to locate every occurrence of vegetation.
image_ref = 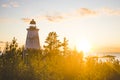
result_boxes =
[0,32,120,80]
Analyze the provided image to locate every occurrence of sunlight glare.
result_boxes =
[76,39,91,56]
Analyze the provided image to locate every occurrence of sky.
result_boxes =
[0,0,120,52]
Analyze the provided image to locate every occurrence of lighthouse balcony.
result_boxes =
[29,26,37,30]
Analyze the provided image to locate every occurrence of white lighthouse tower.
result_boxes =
[25,19,40,49]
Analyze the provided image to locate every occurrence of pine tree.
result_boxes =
[62,37,69,56]
[44,32,62,56]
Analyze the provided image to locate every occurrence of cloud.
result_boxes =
[22,15,64,23]
[21,18,31,23]
[44,15,64,22]
[22,13,65,22]
[22,8,98,23]
[1,1,20,8]
[41,8,97,22]
[101,7,120,15]
[77,8,98,16]
[1,4,9,8]
[22,7,120,23]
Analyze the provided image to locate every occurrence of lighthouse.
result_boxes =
[25,19,40,49]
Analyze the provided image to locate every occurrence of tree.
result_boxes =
[0,37,24,80]
[62,37,69,56]
[43,32,62,56]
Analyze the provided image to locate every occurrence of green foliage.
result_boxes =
[62,37,69,56]
[0,37,24,80]
[0,34,120,80]
[44,32,62,56]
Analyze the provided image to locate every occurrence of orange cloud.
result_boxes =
[77,8,98,16]
[22,14,64,23]
[40,8,97,22]
[45,15,63,22]
[22,8,120,23]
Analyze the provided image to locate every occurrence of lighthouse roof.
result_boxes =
[30,19,36,24]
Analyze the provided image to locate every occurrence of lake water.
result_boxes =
[87,52,120,61]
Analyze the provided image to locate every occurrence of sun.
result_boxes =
[76,39,91,56]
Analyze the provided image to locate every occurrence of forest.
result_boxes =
[0,32,120,80]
